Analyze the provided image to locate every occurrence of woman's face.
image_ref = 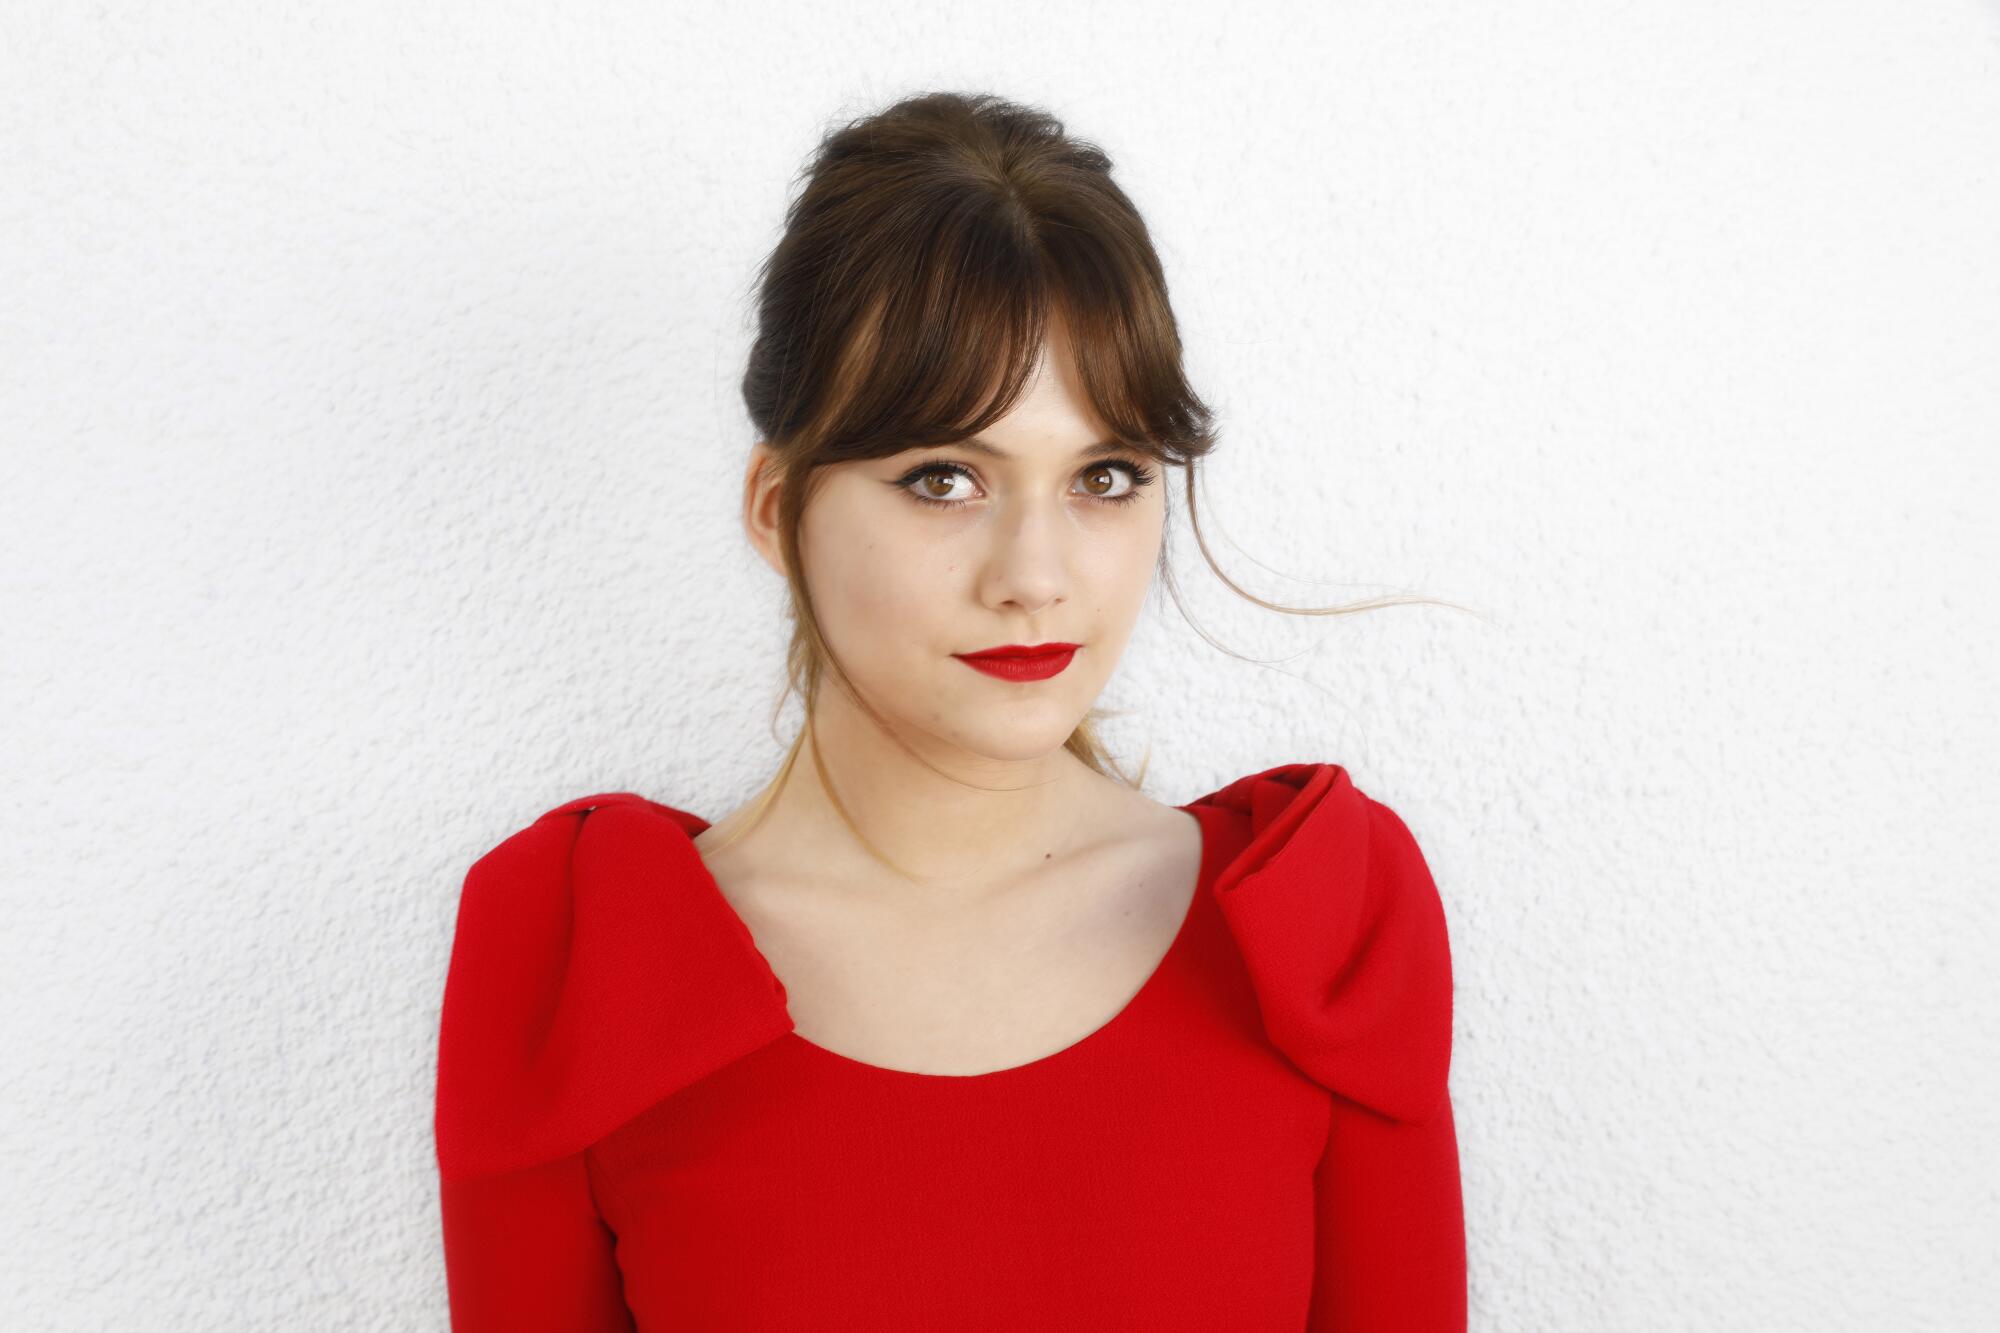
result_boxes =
[745,320,1167,765]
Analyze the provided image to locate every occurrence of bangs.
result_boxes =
[787,191,1215,469]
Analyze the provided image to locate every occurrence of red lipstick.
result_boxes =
[952,642,1080,682]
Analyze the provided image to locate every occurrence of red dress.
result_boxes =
[433,762,1465,1330]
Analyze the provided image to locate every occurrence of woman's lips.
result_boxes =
[952,645,1079,682]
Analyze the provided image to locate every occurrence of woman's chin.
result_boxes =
[926,709,1091,767]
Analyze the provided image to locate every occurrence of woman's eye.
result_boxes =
[895,459,1157,510]
[1078,464,1136,501]
[909,467,977,505]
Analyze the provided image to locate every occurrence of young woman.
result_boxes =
[434,91,1466,1330]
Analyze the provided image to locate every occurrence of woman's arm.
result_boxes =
[433,794,799,1328]
[1308,1088,1467,1331]
[439,1151,635,1332]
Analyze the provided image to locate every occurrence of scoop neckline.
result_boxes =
[677,801,1221,1085]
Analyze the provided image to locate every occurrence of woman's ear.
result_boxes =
[742,441,787,577]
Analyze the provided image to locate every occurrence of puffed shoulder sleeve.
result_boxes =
[435,792,794,1184]
[431,793,796,1330]
[1195,763,1466,1331]
[1202,763,1454,1124]
[435,792,795,1184]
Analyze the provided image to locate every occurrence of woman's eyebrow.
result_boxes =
[949,436,1129,461]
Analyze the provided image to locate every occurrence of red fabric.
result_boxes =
[435,763,1465,1330]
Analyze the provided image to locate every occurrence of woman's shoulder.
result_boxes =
[1184,761,1456,1126]
[433,790,794,1184]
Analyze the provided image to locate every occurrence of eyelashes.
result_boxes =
[893,458,1159,511]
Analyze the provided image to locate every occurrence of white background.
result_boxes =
[3,2,1996,1328]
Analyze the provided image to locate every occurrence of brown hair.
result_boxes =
[717,90,1459,867]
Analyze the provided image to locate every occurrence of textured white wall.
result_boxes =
[4,1,1995,1328]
